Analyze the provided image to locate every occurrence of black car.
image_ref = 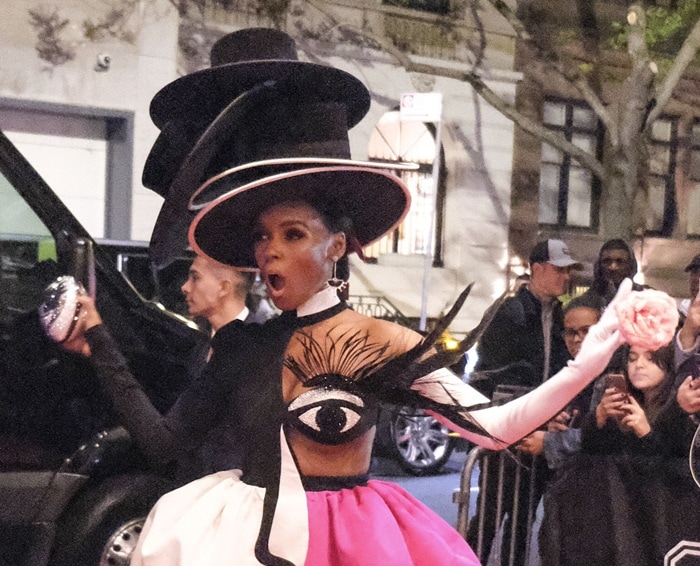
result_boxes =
[0,130,204,565]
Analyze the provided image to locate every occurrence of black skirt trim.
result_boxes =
[301,473,370,491]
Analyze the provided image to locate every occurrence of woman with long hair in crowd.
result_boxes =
[584,343,692,455]
[540,339,699,565]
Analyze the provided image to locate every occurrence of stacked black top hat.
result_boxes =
[144,28,412,268]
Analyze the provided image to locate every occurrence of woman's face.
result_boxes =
[626,345,666,392]
[563,306,599,357]
[253,202,345,311]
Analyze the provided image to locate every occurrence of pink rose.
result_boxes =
[614,289,679,350]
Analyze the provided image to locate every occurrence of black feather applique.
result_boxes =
[284,284,509,442]
[284,326,392,388]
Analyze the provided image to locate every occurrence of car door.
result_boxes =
[0,141,109,564]
[0,130,203,565]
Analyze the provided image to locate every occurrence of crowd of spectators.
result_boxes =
[468,241,700,566]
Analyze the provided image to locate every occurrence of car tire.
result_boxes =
[49,474,172,566]
[388,408,455,476]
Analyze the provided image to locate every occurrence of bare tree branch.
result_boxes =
[647,15,700,125]
[323,20,605,179]
[483,0,616,139]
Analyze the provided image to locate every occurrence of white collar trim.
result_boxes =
[296,286,340,317]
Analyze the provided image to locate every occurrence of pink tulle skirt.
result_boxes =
[305,479,480,566]
[132,471,480,565]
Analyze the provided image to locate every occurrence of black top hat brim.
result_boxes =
[188,166,412,269]
[188,157,419,211]
[142,119,208,198]
[149,61,370,130]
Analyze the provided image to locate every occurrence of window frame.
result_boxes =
[366,116,445,266]
[538,98,604,232]
[644,115,678,237]
[686,119,700,238]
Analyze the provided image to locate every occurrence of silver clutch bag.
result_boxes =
[38,275,84,343]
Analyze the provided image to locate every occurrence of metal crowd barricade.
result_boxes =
[454,446,540,566]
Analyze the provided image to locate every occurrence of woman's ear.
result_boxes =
[329,232,347,259]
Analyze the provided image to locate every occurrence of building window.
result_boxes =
[0,101,133,241]
[688,122,700,237]
[365,110,444,265]
[538,100,602,230]
[645,117,677,236]
[6,129,108,238]
[382,0,450,15]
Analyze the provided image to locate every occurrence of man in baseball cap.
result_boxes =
[528,239,583,300]
[529,239,584,270]
[468,238,582,562]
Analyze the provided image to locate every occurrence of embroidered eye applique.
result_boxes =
[287,385,372,445]
[283,284,502,446]
[284,328,390,445]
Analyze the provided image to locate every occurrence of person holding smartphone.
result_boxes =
[586,345,682,445]
[540,342,699,566]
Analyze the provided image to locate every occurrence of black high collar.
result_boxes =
[280,301,349,328]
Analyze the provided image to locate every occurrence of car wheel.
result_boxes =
[389,408,454,476]
[49,474,170,566]
[99,516,144,565]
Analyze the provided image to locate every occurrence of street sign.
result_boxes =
[400,92,443,123]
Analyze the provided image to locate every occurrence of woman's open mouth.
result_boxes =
[267,273,285,294]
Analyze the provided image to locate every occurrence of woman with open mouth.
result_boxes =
[131,27,635,566]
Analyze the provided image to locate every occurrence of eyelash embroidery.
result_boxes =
[284,327,393,387]
[282,284,505,447]
[283,329,390,444]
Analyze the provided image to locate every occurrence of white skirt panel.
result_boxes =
[131,427,308,565]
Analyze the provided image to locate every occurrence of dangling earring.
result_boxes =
[328,257,344,288]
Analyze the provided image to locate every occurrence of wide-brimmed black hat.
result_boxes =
[142,28,369,197]
[186,99,413,268]
[189,165,412,269]
[145,29,374,267]
[149,28,369,129]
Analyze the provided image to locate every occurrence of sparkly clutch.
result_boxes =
[38,275,84,343]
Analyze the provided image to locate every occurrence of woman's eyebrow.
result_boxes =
[278,219,308,228]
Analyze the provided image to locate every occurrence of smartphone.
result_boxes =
[607,373,628,393]
[691,351,700,381]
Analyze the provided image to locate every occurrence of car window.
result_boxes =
[0,171,110,470]
[97,243,193,317]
